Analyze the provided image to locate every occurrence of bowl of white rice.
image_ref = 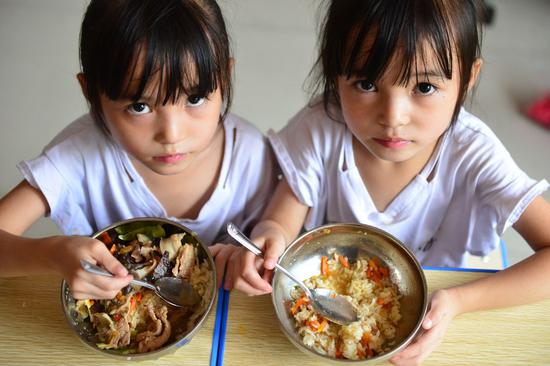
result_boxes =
[271,223,427,364]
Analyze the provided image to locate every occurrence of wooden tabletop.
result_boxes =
[0,275,217,366]
[221,269,550,365]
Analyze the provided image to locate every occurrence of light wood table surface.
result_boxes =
[222,269,550,365]
[0,275,217,365]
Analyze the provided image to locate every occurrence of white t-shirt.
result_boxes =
[18,113,277,245]
[268,102,549,267]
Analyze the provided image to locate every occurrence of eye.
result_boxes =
[415,82,437,95]
[355,80,377,92]
[187,95,206,107]
[127,102,151,115]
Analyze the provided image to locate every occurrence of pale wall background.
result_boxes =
[1,0,549,268]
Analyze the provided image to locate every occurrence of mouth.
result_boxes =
[372,137,411,149]
[153,153,188,164]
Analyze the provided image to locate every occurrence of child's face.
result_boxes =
[99,84,223,176]
[337,46,460,167]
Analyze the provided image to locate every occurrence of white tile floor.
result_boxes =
[1,0,549,269]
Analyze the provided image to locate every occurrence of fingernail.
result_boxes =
[424,318,433,328]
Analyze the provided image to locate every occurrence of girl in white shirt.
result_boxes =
[0,0,276,299]
[228,0,550,364]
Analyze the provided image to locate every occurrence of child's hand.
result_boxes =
[209,243,240,288]
[55,235,133,300]
[390,289,459,366]
[224,222,287,295]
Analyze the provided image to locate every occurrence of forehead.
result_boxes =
[347,28,456,82]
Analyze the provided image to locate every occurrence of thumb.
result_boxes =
[422,302,446,330]
[263,237,285,270]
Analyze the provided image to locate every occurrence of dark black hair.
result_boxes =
[80,0,232,127]
[310,0,485,124]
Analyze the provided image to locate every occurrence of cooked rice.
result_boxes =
[290,253,401,360]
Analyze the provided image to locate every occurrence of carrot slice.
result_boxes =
[321,256,330,275]
[338,255,350,269]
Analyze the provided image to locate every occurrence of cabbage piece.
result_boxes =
[160,233,185,261]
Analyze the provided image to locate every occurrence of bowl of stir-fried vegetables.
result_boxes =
[61,217,216,360]
[271,223,427,364]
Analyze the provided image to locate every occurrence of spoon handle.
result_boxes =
[80,260,156,291]
[226,223,312,296]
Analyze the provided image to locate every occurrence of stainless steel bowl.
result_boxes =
[271,223,428,364]
[61,217,217,360]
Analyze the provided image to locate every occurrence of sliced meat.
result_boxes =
[136,305,171,353]
[171,244,197,279]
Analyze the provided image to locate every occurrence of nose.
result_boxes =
[377,94,410,128]
[155,107,184,144]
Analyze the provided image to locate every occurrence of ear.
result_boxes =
[467,58,483,91]
[76,73,89,100]
[228,57,235,73]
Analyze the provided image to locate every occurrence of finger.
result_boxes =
[213,246,233,288]
[223,248,242,290]
[208,243,224,257]
[90,241,129,277]
[242,250,272,292]
[261,268,274,284]
[233,276,271,296]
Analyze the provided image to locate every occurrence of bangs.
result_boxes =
[326,0,455,85]
[82,0,228,106]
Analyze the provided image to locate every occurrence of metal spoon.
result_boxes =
[80,259,201,307]
[226,223,359,325]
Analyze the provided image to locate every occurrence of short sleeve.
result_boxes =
[471,136,548,235]
[267,105,334,208]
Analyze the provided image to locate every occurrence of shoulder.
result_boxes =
[43,113,108,155]
[223,113,266,144]
[271,99,347,153]
[285,98,346,136]
[450,109,507,152]
[444,109,511,169]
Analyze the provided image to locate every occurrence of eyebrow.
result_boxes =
[348,69,448,83]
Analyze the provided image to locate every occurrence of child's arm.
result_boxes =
[0,180,132,298]
[391,196,550,365]
[225,178,309,294]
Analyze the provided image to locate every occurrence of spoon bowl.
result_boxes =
[80,259,201,307]
[226,223,358,325]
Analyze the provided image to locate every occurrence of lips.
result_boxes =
[153,153,187,164]
[373,137,411,149]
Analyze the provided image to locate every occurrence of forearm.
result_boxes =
[0,229,62,277]
[451,247,550,314]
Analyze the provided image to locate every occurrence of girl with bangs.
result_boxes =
[0,0,277,299]
[229,0,550,363]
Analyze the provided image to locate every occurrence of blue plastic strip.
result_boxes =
[422,266,498,273]
[209,287,226,366]
[216,288,230,366]
[500,240,509,269]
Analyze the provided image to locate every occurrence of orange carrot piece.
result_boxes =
[99,231,112,245]
[317,318,328,332]
[291,296,309,314]
[361,332,370,346]
[321,256,330,275]
[307,319,320,331]
[109,244,117,254]
[376,297,385,305]
[338,255,350,269]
